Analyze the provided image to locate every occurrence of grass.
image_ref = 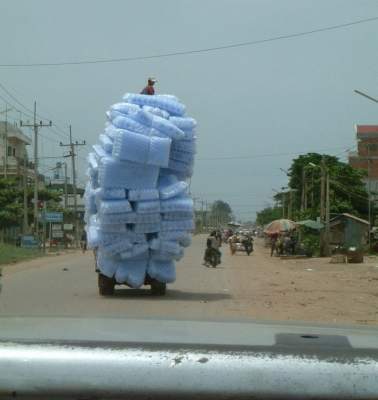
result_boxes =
[0,243,43,265]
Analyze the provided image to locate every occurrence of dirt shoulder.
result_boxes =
[223,238,378,326]
[1,249,82,276]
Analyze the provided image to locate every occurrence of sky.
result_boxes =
[0,0,377,221]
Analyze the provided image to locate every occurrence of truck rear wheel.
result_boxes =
[98,274,115,296]
[151,280,166,296]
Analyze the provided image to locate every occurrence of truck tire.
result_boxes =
[151,280,166,296]
[98,274,115,296]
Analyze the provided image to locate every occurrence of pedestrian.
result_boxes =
[270,233,278,257]
[80,230,87,253]
[283,235,291,255]
[216,230,222,247]
[289,233,297,255]
[140,77,157,95]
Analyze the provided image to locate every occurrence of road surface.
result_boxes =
[1,235,377,325]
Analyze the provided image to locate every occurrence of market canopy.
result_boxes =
[264,219,296,235]
[296,219,324,230]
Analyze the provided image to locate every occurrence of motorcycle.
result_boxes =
[205,248,221,267]
[241,237,254,255]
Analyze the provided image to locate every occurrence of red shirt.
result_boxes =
[141,85,155,95]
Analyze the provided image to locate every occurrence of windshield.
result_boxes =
[0,0,377,328]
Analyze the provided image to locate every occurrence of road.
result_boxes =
[1,235,377,325]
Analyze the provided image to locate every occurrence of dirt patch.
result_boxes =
[224,239,378,326]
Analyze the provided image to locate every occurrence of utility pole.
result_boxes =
[23,152,28,233]
[301,168,306,212]
[4,105,8,178]
[288,190,293,220]
[367,144,372,249]
[64,161,68,209]
[319,157,330,256]
[325,167,330,256]
[20,102,52,236]
[60,126,85,247]
[282,192,286,218]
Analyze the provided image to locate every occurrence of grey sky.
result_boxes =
[1,0,377,220]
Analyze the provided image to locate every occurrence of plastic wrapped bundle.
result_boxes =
[99,199,132,215]
[112,129,171,167]
[98,212,137,224]
[170,150,195,164]
[114,256,148,287]
[134,200,160,214]
[161,219,194,232]
[98,157,159,189]
[128,188,159,202]
[147,259,176,283]
[135,213,161,224]
[133,222,161,234]
[99,134,113,154]
[169,116,197,132]
[120,243,149,259]
[142,105,169,119]
[110,112,151,135]
[124,93,186,116]
[87,225,100,249]
[95,187,126,201]
[171,139,197,153]
[85,91,196,289]
[158,175,188,200]
[160,196,194,213]
[151,115,185,140]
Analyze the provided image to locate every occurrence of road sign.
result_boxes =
[21,235,39,248]
[63,224,73,231]
[52,231,64,239]
[52,224,62,231]
[43,212,63,223]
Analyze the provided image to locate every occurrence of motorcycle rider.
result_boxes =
[242,233,253,254]
[203,231,221,267]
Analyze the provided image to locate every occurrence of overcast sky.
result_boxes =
[1,0,378,220]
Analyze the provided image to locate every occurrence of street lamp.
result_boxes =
[354,89,378,103]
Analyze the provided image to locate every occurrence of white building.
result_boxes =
[0,121,33,178]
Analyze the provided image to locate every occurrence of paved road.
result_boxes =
[1,235,377,325]
[0,235,241,320]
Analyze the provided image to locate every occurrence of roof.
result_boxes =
[296,219,324,230]
[355,125,378,139]
[330,213,369,226]
[0,121,32,145]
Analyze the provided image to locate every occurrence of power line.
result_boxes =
[197,146,353,161]
[0,81,86,142]
[1,16,377,68]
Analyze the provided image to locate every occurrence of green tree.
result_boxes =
[256,206,282,226]
[210,200,233,225]
[286,153,368,220]
[0,177,63,233]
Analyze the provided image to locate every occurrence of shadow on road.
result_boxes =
[111,288,231,302]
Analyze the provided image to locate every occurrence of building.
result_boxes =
[349,125,378,193]
[329,213,369,248]
[0,121,33,178]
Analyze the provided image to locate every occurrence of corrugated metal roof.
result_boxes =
[330,213,369,225]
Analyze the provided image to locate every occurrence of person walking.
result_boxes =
[80,230,87,254]
[270,233,278,257]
